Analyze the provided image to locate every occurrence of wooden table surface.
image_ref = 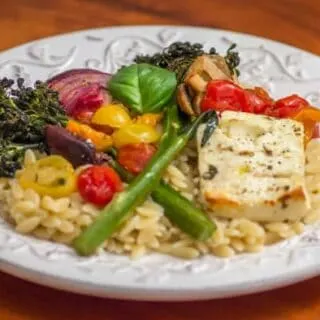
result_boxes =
[1,0,320,319]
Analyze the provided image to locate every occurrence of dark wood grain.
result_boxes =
[1,0,320,54]
[1,0,320,319]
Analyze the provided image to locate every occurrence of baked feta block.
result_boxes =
[197,111,310,222]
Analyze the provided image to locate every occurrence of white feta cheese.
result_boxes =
[197,111,310,222]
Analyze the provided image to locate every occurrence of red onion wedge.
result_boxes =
[47,69,112,117]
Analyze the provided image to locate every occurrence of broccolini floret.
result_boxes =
[0,78,68,177]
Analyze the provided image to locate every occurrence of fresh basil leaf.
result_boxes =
[109,63,177,114]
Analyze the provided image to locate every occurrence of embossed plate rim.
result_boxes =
[1,256,319,301]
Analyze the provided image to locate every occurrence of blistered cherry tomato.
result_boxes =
[266,94,309,118]
[112,123,160,148]
[244,87,273,114]
[77,166,122,206]
[201,81,310,125]
[118,143,157,174]
[201,80,246,112]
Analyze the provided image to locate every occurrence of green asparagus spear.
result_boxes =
[152,182,215,240]
[109,158,216,241]
[73,108,217,256]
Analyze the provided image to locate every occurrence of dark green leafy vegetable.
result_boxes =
[108,63,177,114]
[135,42,214,69]
[0,78,68,177]
[73,107,218,255]
[224,43,241,77]
[135,42,214,83]
[201,111,219,147]
[135,42,240,82]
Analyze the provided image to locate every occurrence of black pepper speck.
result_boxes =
[202,165,218,180]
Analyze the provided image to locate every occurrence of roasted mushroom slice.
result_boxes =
[187,74,208,92]
[177,84,195,116]
[177,54,236,116]
[184,55,233,84]
[192,92,205,115]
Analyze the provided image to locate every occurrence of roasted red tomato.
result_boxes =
[201,81,310,123]
[266,94,309,118]
[244,87,273,114]
[77,166,122,207]
[201,80,273,115]
[117,143,157,174]
[201,80,246,112]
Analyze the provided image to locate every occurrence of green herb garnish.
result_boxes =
[201,111,219,147]
[224,43,241,76]
[109,63,177,114]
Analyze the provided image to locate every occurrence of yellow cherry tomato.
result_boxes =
[135,113,163,127]
[19,155,77,198]
[112,123,161,148]
[91,104,132,129]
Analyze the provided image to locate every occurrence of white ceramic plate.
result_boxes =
[1,26,320,301]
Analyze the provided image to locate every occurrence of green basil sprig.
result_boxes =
[109,63,177,114]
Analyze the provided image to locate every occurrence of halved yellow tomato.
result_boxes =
[91,104,132,129]
[112,123,160,148]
